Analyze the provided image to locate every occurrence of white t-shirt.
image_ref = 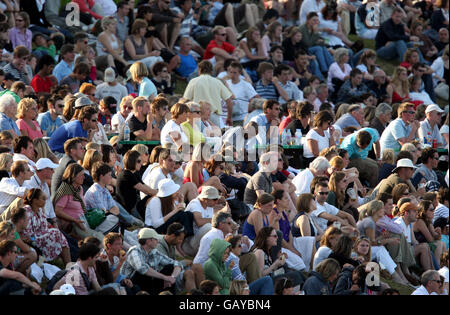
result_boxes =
[160,119,188,147]
[303,129,330,158]
[394,217,413,244]
[225,79,258,122]
[311,202,340,232]
[141,166,171,199]
[313,246,332,271]
[292,168,314,196]
[411,285,439,295]
[145,197,177,228]
[185,198,214,234]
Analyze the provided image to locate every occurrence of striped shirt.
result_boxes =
[255,80,279,101]
[434,203,449,224]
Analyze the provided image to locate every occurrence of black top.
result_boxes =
[444,66,450,86]
[0,170,9,181]
[286,119,310,137]
[328,252,360,269]
[271,171,288,184]
[431,9,447,32]
[291,212,315,238]
[413,1,435,21]
[375,18,410,50]
[116,170,142,212]
[282,38,306,62]
[128,115,148,141]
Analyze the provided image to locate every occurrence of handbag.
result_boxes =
[85,208,107,230]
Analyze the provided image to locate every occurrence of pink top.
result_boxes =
[55,192,85,220]
[327,62,352,92]
[16,119,43,139]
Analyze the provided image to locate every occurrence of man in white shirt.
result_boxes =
[411,270,442,295]
[311,180,357,232]
[95,68,128,105]
[24,158,59,225]
[12,136,37,172]
[434,188,449,224]
[182,186,220,257]
[223,61,259,126]
[111,95,133,132]
[193,211,233,266]
[292,156,330,196]
[418,104,445,148]
[0,161,32,213]
[299,0,325,25]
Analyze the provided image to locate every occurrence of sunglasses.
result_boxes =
[318,191,329,195]
[404,111,415,115]
[91,119,97,122]
[218,33,227,36]
[57,105,65,108]
[191,111,200,114]
[431,279,443,284]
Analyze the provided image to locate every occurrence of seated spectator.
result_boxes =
[411,270,443,295]
[411,21,439,63]
[418,104,445,148]
[0,94,20,138]
[414,147,440,185]
[0,240,41,295]
[380,102,419,153]
[8,12,32,51]
[318,3,355,49]
[12,135,36,173]
[313,84,333,112]
[53,163,104,242]
[379,158,421,196]
[48,106,98,154]
[430,0,449,34]
[430,45,449,102]
[203,25,238,70]
[0,160,32,213]
[175,37,198,81]
[292,156,330,196]
[181,102,206,146]
[299,12,334,77]
[434,188,449,224]
[375,8,420,63]
[334,264,369,295]
[111,95,133,133]
[303,111,336,165]
[369,103,392,137]
[355,0,380,40]
[261,21,282,57]
[327,172,360,221]
[203,238,232,295]
[52,44,75,84]
[30,55,56,94]
[15,98,42,140]
[286,49,317,88]
[97,96,117,127]
[327,48,352,97]
[279,100,297,135]
[95,67,129,105]
[160,102,189,148]
[151,62,174,95]
[303,258,340,295]
[37,95,64,138]
[124,19,163,72]
[328,235,360,269]
[409,76,434,106]
[337,69,373,104]
[21,188,70,265]
[254,62,284,102]
[127,96,156,141]
[274,64,303,105]
[413,200,447,267]
[239,27,268,72]
[60,62,91,94]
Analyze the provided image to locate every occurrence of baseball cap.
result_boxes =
[74,96,93,109]
[36,158,59,170]
[425,104,444,115]
[104,67,116,83]
[138,228,159,240]
[59,284,76,295]
[198,186,220,200]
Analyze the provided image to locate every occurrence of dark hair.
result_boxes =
[24,188,43,206]
[321,4,338,21]
[167,222,185,236]
[272,189,285,204]
[252,226,276,255]
[296,101,314,119]
[36,54,55,72]
[421,147,437,164]
[152,61,169,76]
[274,277,293,295]
[149,146,164,164]
[381,288,400,295]
[437,187,449,204]
[396,150,413,162]
[64,138,83,155]
[269,45,284,54]
[306,12,318,20]
[10,207,27,225]
[263,8,279,21]
[350,68,363,78]
[376,192,393,204]
[333,235,353,259]
[199,280,219,295]
[13,136,33,154]
[263,100,279,113]
[60,44,74,57]
[0,240,17,257]
[151,97,169,114]
[73,62,90,76]
[356,130,372,147]
[123,150,141,171]
[74,32,88,43]
[78,242,101,261]
[101,144,115,164]
[274,64,290,76]
[79,106,98,122]
[198,60,213,75]
[225,234,242,249]
[313,110,334,128]
[91,162,112,182]
[62,163,84,185]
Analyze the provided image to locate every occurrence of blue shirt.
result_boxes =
[380,118,412,153]
[84,183,116,211]
[48,120,88,153]
[139,77,157,99]
[0,112,20,136]
[335,113,361,130]
[37,111,63,137]
[176,53,198,78]
[340,127,380,159]
[255,80,278,101]
[52,60,74,83]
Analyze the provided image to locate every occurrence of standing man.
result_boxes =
[418,104,445,148]
[183,60,233,127]
[48,106,98,154]
[380,102,419,153]
[37,95,64,137]
[114,1,130,43]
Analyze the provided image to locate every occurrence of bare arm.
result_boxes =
[134,182,157,197]
[307,139,320,157]
[192,211,212,227]
[337,210,356,227]
[210,47,234,60]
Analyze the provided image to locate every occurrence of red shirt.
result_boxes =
[30,74,55,93]
[279,116,292,135]
[203,40,235,60]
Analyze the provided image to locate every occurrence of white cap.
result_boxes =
[425,104,444,115]
[392,158,417,173]
[198,186,220,200]
[156,178,180,198]
[104,67,116,83]
[59,284,76,295]
[36,158,59,170]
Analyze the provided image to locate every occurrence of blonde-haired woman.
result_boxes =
[357,200,410,285]
[16,98,43,139]
[33,138,59,164]
[386,66,410,104]
[129,61,157,101]
[356,49,378,81]
[0,153,13,180]
[97,16,128,77]
[124,18,163,71]
[261,21,283,57]
[327,48,352,93]
[239,27,267,69]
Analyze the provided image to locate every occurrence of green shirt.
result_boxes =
[299,24,325,48]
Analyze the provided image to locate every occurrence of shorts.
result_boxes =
[213,3,247,27]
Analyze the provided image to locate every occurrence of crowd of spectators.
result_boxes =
[0,0,448,296]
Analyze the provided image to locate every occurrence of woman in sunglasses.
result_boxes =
[413,200,447,269]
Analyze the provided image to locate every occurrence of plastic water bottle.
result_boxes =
[123,122,130,141]
[295,129,302,145]
[281,129,287,145]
